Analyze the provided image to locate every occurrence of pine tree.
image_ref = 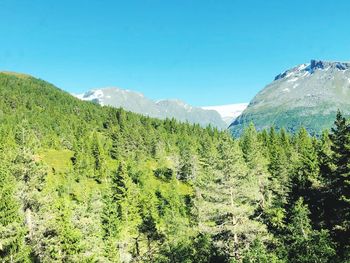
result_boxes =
[292,128,319,199]
[318,130,334,184]
[265,127,291,230]
[196,136,268,260]
[279,128,291,151]
[13,148,46,211]
[178,144,197,182]
[240,123,271,212]
[316,130,334,228]
[102,189,121,262]
[284,198,335,263]
[35,196,82,262]
[0,164,30,262]
[328,110,350,251]
[92,132,103,172]
[56,198,82,261]
[110,162,141,259]
[111,163,128,208]
[110,126,124,160]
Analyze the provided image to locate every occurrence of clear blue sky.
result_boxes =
[1,1,349,106]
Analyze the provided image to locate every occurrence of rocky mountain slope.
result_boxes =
[230,60,350,136]
[75,88,228,129]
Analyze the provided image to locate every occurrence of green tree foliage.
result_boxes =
[0,164,30,262]
[326,110,350,254]
[293,128,320,193]
[264,127,291,230]
[0,73,350,262]
[239,239,281,263]
[283,198,335,263]
[195,133,268,260]
[240,123,271,213]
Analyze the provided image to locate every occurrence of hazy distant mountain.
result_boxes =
[230,60,350,136]
[75,87,228,129]
[202,103,248,125]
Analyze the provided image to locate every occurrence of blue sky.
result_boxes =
[1,1,350,106]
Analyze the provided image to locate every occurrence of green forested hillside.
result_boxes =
[0,72,349,262]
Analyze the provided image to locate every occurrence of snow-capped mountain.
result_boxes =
[74,88,228,129]
[230,60,350,136]
[202,103,248,125]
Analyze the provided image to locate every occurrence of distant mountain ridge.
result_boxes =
[202,103,248,125]
[230,59,350,136]
[74,88,230,129]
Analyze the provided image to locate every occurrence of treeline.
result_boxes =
[0,73,349,262]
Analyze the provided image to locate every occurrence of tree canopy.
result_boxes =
[0,73,349,262]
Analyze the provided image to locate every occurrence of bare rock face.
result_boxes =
[230,60,350,136]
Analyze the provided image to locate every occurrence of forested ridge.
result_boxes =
[0,72,349,262]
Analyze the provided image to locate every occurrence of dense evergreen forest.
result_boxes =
[0,72,349,262]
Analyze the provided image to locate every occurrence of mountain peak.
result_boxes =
[309,59,350,71]
[231,59,350,136]
[274,60,350,81]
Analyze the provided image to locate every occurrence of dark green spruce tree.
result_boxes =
[327,110,350,255]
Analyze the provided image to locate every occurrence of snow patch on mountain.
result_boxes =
[202,103,248,124]
[73,89,105,105]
